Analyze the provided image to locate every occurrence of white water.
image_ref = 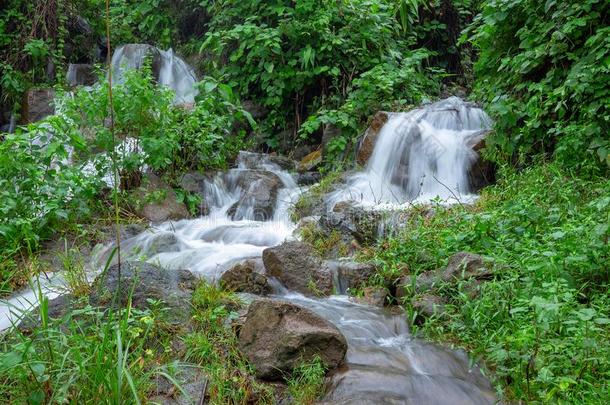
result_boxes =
[328,97,492,208]
[111,44,198,104]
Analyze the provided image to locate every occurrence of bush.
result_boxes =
[470,0,610,171]
[370,162,610,402]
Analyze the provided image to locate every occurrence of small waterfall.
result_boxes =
[111,44,198,104]
[328,97,492,208]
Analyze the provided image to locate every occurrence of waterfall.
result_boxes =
[328,97,492,208]
[110,44,198,104]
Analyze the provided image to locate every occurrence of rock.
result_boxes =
[237,151,296,171]
[134,173,190,223]
[66,64,96,87]
[239,299,347,380]
[178,171,212,216]
[149,365,207,405]
[356,112,389,166]
[18,294,78,331]
[262,241,333,296]
[21,88,55,124]
[241,100,268,120]
[442,252,492,282]
[327,260,377,294]
[412,294,447,324]
[353,286,388,307]
[296,171,321,186]
[227,170,282,221]
[321,123,343,159]
[220,260,271,295]
[320,203,382,245]
[298,149,322,172]
[466,136,496,192]
[90,261,197,323]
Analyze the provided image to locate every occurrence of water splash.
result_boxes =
[328,97,492,208]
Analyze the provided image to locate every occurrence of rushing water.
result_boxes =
[111,44,198,104]
[328,97,492,208]
[0,98,497,403]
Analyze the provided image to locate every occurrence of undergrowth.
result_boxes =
[369,162,610,402]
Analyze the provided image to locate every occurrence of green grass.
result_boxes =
[367,162,610,402]
[287,355,327,405]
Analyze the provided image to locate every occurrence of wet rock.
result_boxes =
[220,260,271,295]
[296,171,321,186]
[262,241,333,296]
[356,112,389,166]
[66,64,97,87]
[134,173,190,223]
[442,252,492,282]
[238,299,347,380]
[21,88,55,124]
[467,136,496,192]
[412,294,447,323]
[237,151,296,171]
[149,366,207,405]
[298,149,322,172]
[320,203,382,245]
[90,261,197,323]
[178,171,212,216]
[353,286,388,307]
[228,170,282,221]
[18,294,78,331]
[146,232,182,255]
[327,260,377,294]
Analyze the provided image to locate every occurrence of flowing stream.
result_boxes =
[0,90,497,402]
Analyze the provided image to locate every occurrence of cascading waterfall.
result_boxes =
[328,97,492,208]
[0,98,497,403]
[111,44,198,104]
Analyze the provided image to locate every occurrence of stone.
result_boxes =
[327,260,377,294]
[66,64,97,87]
[262,241,333,296]
[320,203,382,245]
[412,294,447,324]
[21,88,55,124]
[321,123,343,159]
[356,112,389,166]
[298,149,322,172]
[466,135,496,192]
[442,252,493,282]
[227,170,282,221]
[149,365,207,405]
[296,171,322,186]
[134,173,190,223]
[353,286,388,307]
[90,261,198,324]
[238,299,347,380]
[241,100,268,120]
[220,260,271,295]
[178,171,212,216]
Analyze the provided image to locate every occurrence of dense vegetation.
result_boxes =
[1,0,609,403]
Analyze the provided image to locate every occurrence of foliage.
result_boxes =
[0,285,179,403]
[369,162,610,402]
[184,282,274,404]
[199,0,436,152]
[287,355,327,405]
[470,0,610,171]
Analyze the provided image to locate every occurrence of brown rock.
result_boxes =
[442,252,492,282]
[21,88,55,124]
[220,260,271,295]
[356,111,389,166]
[135,173,190,223]
[298,149,322,172]
[239,299,347,380]
[412,294,447,324]
[353,286,388,307]
[262,241,333,296]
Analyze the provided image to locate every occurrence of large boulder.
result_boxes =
[356,112,389,166]
[90,261,197,323]
[442,252,493,282]
[134,173,190,223]
[220,260,271,295]
[297,149,322,173]
[262,241,333,296]
[238,299,347,380]
[21,88,55,124]
[227,170,282,221]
